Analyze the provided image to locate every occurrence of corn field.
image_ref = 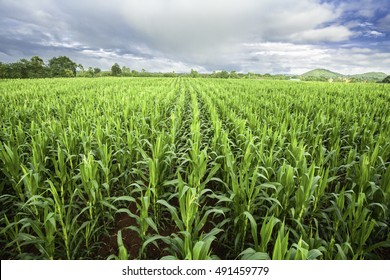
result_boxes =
[0,77,389,260]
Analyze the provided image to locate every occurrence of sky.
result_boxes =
[0,0,389,74]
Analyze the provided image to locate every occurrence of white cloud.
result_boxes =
[290,26,354,42]
[120,0,345,53]
[365,30,385,37]
[359,22,374,27]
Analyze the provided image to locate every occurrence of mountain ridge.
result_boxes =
[299,69,387,81]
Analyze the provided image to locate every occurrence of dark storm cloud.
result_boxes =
[0,0,389,74]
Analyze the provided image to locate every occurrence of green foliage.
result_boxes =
[190,69,199,78]
[93,68,101,75]
[29,56,47,78]
[111,63,122,76]
[213,70,229,78]
[0,56,48,79]
[48,56,77,77]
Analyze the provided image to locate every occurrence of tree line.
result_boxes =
[3,55,388,82]
[0,56,284,80]
[0,56,79,79]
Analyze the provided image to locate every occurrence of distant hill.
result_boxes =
[300,69,342,79]
[350,72,387,81]
[299,69,388,82]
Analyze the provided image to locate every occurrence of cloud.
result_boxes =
[0,0,389,73]
[290,26,353,42]
[237,42,390,74]
[365,30,385,37]
[120,0,345,51]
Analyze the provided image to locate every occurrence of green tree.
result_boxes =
[190,69,199,78]
[246,72,254,79]
[94,68,101,76]
[87,67,94,77]
[229,70,239,79]
[0,62,17,78]
[121,66,131,77]
[163,71,177,77]
[28,56,46,78]
[7,60,29,78]
[111,63,121,76]
[64,69,74,77]
[48,56,77,77]
[215,70,229,78]
[77,64,85,72]
[0,62,8,78]
[138,68,148,77]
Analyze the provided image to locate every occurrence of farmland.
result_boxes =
[0,77,389,260]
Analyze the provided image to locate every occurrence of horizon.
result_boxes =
[1,0,390,75]
[1,56,388,76]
